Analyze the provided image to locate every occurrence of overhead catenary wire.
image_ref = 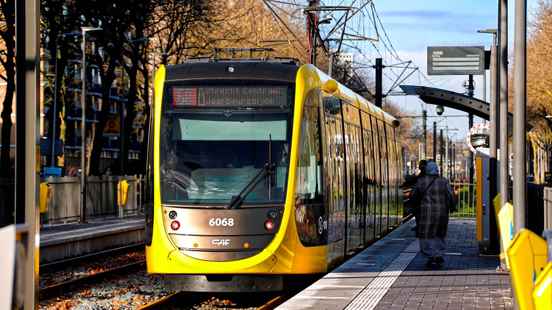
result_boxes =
[262,0,307,55]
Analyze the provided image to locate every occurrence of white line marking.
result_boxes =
[308,285,366,289]
[355,262,376,266]
[293,296,350,300]
[344,240,418,310]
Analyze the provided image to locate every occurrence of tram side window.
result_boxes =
[296,92,323,203]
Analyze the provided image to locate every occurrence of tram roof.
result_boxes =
[308,65,399,127]
[165,59,299,83]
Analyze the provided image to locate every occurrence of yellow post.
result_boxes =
[496,201,514,269]
[117,179,129,208]
[39,182,51,214]
[507,229,549,310]
[476,157,483,240]
[533,262,552,310]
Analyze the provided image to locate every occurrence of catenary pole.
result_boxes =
[15,0,40,307]
[499,0,509,206]
[433,121,437,160]
[423,109,427,159]
[513,0,527,231]
[375,58,383,108]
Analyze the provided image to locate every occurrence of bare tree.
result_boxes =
[0,0,15,177]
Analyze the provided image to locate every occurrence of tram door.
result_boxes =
[322,96,346,262]
[361,112,376,242]
[343,105,363,251]
[378,119,389,232]
[372,120,383,236]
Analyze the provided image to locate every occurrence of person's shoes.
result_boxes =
[425,257,443,269]
[425,258,437,269]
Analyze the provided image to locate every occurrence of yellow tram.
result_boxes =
[145,59,403,291]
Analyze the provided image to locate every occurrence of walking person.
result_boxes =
[403,160,427,231]
[410,160,456,268]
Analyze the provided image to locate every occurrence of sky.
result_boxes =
[371,0,541,140]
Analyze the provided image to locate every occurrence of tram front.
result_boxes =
[154,62,297,264]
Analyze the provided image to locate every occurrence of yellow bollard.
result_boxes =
[39,182,51,214]
[507,229,549,310]
[533,262,552,310]
[117,179,129,208]
[496,201,514,269]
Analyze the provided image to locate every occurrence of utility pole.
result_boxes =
[433,121,437,160]
[440,129,444,175]
[375,57,383,108]
[500,0,510,208]
[513,0,527,232]
[490,35,499,200]
[479,27,500,254]
[467,74,475,207]
[422,110,428,159]
[450,142,456,181]
[15,0,40,307]
[445,130,450,178]
[306,0,320,65]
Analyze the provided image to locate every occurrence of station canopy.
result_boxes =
[399,85,512,135]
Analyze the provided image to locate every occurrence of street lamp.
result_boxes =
[80,26,102,223]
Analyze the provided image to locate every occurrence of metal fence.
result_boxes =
[41,175,144,225]
[450,182,476,218]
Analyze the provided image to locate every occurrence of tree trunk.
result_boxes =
[138,66,149,175]
[122,62,139,175]
[0,80,15,177]
[89,63,116,176]
[0,0,16,178]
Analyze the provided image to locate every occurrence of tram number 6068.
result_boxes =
[208,217,235,227]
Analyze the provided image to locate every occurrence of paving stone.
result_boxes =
[279,219,513,310]
[373,219,512,310]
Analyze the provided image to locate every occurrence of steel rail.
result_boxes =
[39,260,145,300]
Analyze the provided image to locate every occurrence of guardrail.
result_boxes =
[450,182,475,218]
[41,175,144,225]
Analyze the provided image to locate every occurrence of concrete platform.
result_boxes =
[40,216,144,264]
[278,219,512,310]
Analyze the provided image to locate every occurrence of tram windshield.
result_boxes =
[160,85,292,206]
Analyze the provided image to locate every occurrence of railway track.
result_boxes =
[39,260,145,300]
[139,291,287,310]
[40,243,144,269]
[39,244,146,301]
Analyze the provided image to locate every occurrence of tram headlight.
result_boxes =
[267,210,278,219]
[168,210,177,219]
[264,219,275,231]
[170,220,181,231]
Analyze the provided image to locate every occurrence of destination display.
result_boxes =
[170,86,289,107]
[427,46,485,75]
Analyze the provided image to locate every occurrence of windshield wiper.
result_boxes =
[226,162,275,209]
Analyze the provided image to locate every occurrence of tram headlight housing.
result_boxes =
[168,210,177,219]
[264,219,275,231]
[170,220,181,231]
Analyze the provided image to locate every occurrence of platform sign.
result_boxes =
[427,46,485,75]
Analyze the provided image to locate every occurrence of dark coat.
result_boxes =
[411,175,455,239]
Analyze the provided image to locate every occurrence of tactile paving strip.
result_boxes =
[344,240,419,310]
